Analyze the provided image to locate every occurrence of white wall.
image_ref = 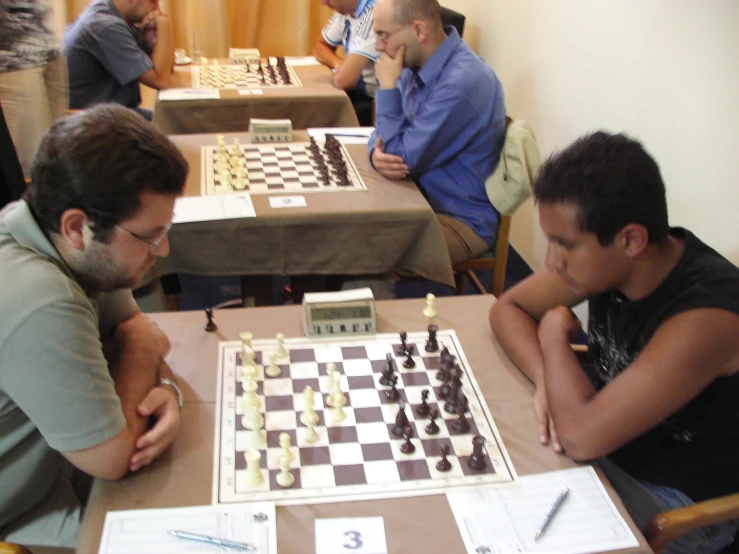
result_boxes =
[449,0,739,269]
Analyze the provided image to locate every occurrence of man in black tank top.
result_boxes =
[489,132,739,554]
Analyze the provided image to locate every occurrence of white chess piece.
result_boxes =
[275,432,295,488]
[241,406,266,448]
[265,352,281,378]
[300,386,319,443]
[275,333,288,360]
[423,293,438,319]
[244,449,264,489]
[239,331,253,349]
[325,362,337,408]
[330,385,347,424]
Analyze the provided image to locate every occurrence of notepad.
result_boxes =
[446,465,639,554]
[173,194,256,223]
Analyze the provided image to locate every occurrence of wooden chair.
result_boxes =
[452,214,511,297]
[0,542,32,554]
[645,493,739,553]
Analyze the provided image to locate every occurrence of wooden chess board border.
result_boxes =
[200,141,368,196]
[212,331,518,506]
[192,61,303,89]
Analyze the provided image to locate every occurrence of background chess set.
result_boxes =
[201,137,367,195]
[213,330,517,505]
[192,58,302,89]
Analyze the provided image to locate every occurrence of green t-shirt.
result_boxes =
[0,201,135,529]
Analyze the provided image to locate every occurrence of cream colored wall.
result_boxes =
[446,0,739,269]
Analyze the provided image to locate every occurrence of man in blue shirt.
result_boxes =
[65,0,175,119]
[314,0,380,126]
[368,0,506,263]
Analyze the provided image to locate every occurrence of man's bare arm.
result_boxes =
[314,38,342,71]
[313,39,370,90]
[61,311,171,479]
[138,12,175,90]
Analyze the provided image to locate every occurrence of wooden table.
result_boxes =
[156,130,455,287]
[76,296,650,553]
[147,62,359,134]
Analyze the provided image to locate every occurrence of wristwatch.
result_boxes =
[159,377,184,409]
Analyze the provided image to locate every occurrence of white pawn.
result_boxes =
[325,362,337,408]
[423,293,438,319]
[276,432,295,488]
[300,386,319,443]
[244,450,264,489]
[265,352,281,378]
[239,331,253,349]
[275,333,288,360]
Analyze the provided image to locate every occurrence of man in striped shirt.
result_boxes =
[314,0,380,126]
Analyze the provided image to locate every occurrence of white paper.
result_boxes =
[268,195,307,208]
[97,502,277,554]
[446,466,639,554]
[308,127,374,144]
[284,56,321,66]
[158,88,220,101]
[315,517,388,554]
[238,88,265,96]
[173,194,256,223]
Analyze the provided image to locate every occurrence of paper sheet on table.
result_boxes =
[446,465,639,554]
[284,56,321,66]
[308,127,374,144]
[173,194,256,223]
[97,502,276,554]
[158,88,220,101]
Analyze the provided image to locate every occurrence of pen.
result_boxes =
[325,133,372,138]
[168,530,257,551]
[533,487,569,541]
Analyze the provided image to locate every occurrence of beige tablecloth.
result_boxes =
[150,64,359,134]
[157,131,455,287]
[76,296,649,554]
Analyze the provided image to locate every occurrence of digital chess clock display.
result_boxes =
[302,288,376,337]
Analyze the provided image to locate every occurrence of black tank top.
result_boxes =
[587,228,739,502]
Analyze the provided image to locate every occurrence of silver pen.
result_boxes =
[168,530,257,551]
[533,487,569,541]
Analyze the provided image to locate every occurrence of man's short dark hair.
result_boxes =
[534,131,669,245]
[394,0,442,27]
[26,104,188,242]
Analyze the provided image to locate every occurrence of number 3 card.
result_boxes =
[315,517,388,554]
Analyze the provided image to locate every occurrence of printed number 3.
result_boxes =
[343,530,363,549]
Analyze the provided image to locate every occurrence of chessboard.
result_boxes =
[213,329,518,505]
[201,135,367,195]
[192,57,302,89]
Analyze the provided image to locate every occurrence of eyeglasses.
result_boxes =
[376,25,409,44]
[117,220,173,252]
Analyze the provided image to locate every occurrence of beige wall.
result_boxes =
[445,0,739,269]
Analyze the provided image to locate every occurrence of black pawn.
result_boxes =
[436,444,452,472]
[415,389,430,417]
[396,331,408,355]
[468,435,487,470]
[454,404,470,433]
[425,408,440,435]
[393,401,409,437]
[425,324,439,352]
[400,426,415,454]
[204,307,217,332]
[379,353,395,386]
[403,351,415,369]
[386,374,399,401]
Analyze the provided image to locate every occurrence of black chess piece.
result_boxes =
[468,435,487,470]
[400,426,415,454]
[415,389,430,416]
[396,331,408,355]
[403,351,415,369]
[425,408,440,435]
[393,401,409,437]
[379,353,395,386]
[440,345,452,363]
[386,374,399,401]
[204,307,217,332]
[436,444,452,472]
[454,404,470,433]
[425,324,439,352]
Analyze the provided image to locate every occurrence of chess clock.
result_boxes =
[229,47,260,66]
[249,118,293,143]
[303,288,377,337]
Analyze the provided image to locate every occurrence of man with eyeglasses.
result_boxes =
[368,0,506,264]
[0,104,188,549]
[314,0,380,126]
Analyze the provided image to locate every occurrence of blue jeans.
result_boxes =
[599,458,738,554]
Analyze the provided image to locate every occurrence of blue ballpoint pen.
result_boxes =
[168,530,257,551]
[533,488,570,541]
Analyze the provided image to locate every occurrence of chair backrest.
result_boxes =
[485,118,542,217]
[0,103,26,209]
[440,6,465,37]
